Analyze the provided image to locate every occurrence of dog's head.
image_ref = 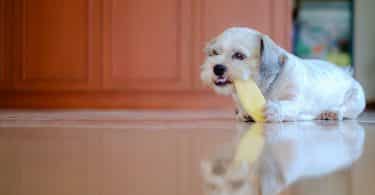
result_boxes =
[200,27,286,95]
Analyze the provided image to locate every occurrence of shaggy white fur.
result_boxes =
[200,27,366,122]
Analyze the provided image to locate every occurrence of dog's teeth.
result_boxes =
[215,77,231,86]
[217,78,226,82]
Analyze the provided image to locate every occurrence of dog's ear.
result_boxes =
[259,34,287,67]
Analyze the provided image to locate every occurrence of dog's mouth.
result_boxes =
[214,76,232,87]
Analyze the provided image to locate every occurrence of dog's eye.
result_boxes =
[232,52,246,60]
[209,49,219,56]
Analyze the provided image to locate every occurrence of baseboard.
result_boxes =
[0,91,234,109]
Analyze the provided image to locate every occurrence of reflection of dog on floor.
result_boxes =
[200,121,364,195]
[200,27,365,122]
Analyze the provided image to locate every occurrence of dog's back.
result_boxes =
[298,58,354,107]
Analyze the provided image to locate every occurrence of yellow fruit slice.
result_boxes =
[234,79,266,122]
[234,124,265,164]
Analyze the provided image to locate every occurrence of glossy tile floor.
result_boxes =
[0,110,374,195]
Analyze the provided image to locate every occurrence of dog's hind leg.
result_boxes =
[342,81,366,119]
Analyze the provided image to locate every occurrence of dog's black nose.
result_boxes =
[213,64,227,76]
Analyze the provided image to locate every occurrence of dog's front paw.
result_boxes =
[264,101,283,122]
[235,109,255,122]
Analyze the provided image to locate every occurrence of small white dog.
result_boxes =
[200,27,366,122]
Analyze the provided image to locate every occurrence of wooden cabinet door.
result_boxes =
[103,0,193,91]
[13,0,101,91]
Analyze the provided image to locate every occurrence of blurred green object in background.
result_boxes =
[293,1,353,67]
[327,50,351,67]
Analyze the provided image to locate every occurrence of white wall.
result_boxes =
[355,0,375,101]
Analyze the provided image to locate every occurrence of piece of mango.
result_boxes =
[234,124,265,164]
[234,79,266,122]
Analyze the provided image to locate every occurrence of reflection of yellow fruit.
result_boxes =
[234,124,264,164]
[234,79,266,122]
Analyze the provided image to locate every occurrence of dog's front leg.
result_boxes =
[264,100,300,122]
[233,93,255,122]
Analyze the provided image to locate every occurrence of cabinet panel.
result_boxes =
[14,0,99,90]
[103,0,192,91]
[199,0,273,39]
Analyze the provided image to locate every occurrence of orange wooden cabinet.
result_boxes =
[103,0,192,91]
[0,0,292,109]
